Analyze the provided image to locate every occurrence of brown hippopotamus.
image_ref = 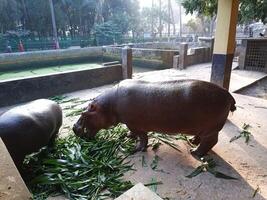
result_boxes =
[73,79,236,158]
[0,99,62,172]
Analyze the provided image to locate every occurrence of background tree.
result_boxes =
[0,0,21,33]
[180,0,267,24]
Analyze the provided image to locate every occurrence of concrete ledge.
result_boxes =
[0,47,103,70]
[103,46,179,68]
[0,138,32,200]
[0,65,122,107]
[115,183,162,200]
[233,75,267,93]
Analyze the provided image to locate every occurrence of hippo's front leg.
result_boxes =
[127,131,137,139]
[128,128,148,152]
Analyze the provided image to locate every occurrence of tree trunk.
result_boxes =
[159,0,162,38]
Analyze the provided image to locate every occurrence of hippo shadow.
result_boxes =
[125,135,266,200]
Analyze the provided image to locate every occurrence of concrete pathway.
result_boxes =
[133,62,267,92]
[122,93,267,200]
[60,64,267,199]
[1,63,267,200]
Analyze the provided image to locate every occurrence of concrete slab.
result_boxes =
[121,93,267,200]
[55,69,267,199]
[115,183,163,200]
[236,76,267,100]
[1,63,267,200]
[0,138,32,200]
[133,62,267,92]
[59,67,266,199]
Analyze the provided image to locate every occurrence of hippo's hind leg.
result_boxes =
[189,135,201,146]
[191,131,218,159]
[128,128,148,153]
[48,128,60,146]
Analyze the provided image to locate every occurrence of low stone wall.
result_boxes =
[130,42,180,50]
[187,47,211,66]
[173,43,212,69]
[103,46,179,69]
[0,65,122,107]
[0,47,103,71]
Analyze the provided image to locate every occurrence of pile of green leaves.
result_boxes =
[23,125,135,200]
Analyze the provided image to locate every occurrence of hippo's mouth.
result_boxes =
[81,128,97,139]
[73,121,96,139]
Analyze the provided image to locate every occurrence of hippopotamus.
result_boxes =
[0,99,62,172]
[73,79,236,158]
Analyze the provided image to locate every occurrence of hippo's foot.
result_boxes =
[190,132,219,160]
[189,136,201,146]
[190,148,204,161]
[127,131,137,140]
[48,128,60,146]
[130,131,148,153]
[133,143,147,153]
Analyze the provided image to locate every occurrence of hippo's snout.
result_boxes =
[73,122,96,140]
[73,123,84,137]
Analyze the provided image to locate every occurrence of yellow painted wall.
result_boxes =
[213,0,239,54]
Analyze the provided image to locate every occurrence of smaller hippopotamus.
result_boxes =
[0,99,62,172]
[73,79,236,158]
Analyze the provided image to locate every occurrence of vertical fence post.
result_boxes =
[122,47,132,79]
[238,39,247,70]
[179,43,188,70]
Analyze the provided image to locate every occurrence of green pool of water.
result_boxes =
[0,63,102,81]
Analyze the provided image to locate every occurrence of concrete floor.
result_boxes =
[1,62,267,199]
[123,93,267,200]
[59,63,267,200]
[237,76,267,100]
[133,62,267,92]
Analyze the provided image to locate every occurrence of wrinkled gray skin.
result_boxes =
[0,99,62,172]
[73,79,236,158]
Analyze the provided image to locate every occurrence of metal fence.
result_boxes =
[0,37,96,53]
[0,34,199,54]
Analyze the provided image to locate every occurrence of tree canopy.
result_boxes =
[0,0,141,41]
[0,0,180,43]
[181,0,267,24]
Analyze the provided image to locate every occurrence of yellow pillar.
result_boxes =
[210,0,239,90]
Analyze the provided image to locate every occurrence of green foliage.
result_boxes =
[239,0,267,24]
[181,0,217,17]
[230,123,252,144]
[186,157,238,180]
[0,0,140,40]
[180,0,267,24]
[24,125,135,199]
[185,19,198,32]
[94,21,122,45]
[139,4,171,37]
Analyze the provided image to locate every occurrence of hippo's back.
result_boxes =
[115,79,235,133]
[0,99,62,155]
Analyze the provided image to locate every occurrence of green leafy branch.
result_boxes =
[230,123,252,144]
[186,157,238,180]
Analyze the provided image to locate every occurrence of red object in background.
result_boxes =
[18,41,25,52]
[53,40,60,49]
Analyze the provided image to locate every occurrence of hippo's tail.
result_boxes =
[230,95,236,112]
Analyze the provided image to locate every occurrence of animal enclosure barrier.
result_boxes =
[239,38,267,72]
